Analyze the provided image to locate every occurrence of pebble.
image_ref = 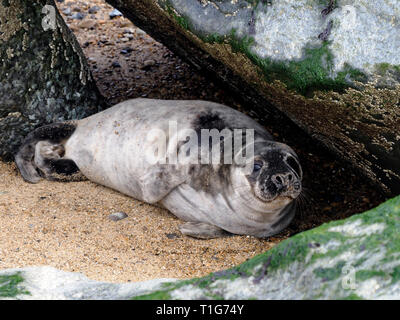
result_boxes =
[123,33,134,40]
[78,20,96,29]
[71,12,85,20]
[62,8,71,15]
[142,59,156,69]
[108,212,128,221]
[165,233,180,239]
[88,6,100,14]
[111,61,121,68]
[136,29,147,36]
[124,28,135,34]
[120,47,133,55]
[119,20,131,28]
[109,9,123,19]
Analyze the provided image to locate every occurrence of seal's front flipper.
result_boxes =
[179,222,230,239]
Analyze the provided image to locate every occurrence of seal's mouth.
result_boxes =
[254,182,302,203]
[255,192,295,203]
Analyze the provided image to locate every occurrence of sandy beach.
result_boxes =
[0,162,273,283]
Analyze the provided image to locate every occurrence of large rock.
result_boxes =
[0,0,106,160]
[2,196,400,300]
[106,0,400,194]
[0,267,173,299]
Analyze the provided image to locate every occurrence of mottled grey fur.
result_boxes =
[16,99,302,239]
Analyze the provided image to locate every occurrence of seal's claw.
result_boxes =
[179,222,229,239]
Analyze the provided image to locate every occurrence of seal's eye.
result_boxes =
[253,162,263,173]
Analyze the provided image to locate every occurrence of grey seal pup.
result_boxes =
[15,98,302,239]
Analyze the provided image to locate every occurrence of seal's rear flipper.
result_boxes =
[179,222,230,239]
[15,122,77,183]
[15,145,42,184]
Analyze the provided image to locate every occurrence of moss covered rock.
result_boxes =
[2,196,400,300]
[0,0,106,160]
[133,195,400,300]
[106,0,400,194]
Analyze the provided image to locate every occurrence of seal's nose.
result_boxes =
[271,172,295,191]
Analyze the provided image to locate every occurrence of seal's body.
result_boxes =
[16,99,302,239]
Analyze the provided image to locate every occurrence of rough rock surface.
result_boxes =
[0,0,106,160]
[0,266,174,299]
[2,195,400,300]
[106,0,400,194]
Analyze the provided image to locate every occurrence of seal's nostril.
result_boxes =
[288,173,293,182]
[275,175,283,185]
[293,181,301,191]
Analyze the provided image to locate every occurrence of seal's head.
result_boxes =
[249,142,302,203]
[232,141,302,213]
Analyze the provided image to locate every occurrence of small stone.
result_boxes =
[62,8,71,15]
[71,12,85,20]
[72,6,81,12]
[136,29,146,36]
[141,59,156,69]
[121,37,130,42]
[123,33,134,40]
[165,233,180,239]
[123,46,133,52]
[78,20,96,29]
[119,20,131,28]
[120,47,133,55]
[111,61,121,68]
[88,6,100,14]
[108,212,128,221]
[122,46,133,53]
[109,9,123,19]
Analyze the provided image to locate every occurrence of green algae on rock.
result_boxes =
[0,272,29,298]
